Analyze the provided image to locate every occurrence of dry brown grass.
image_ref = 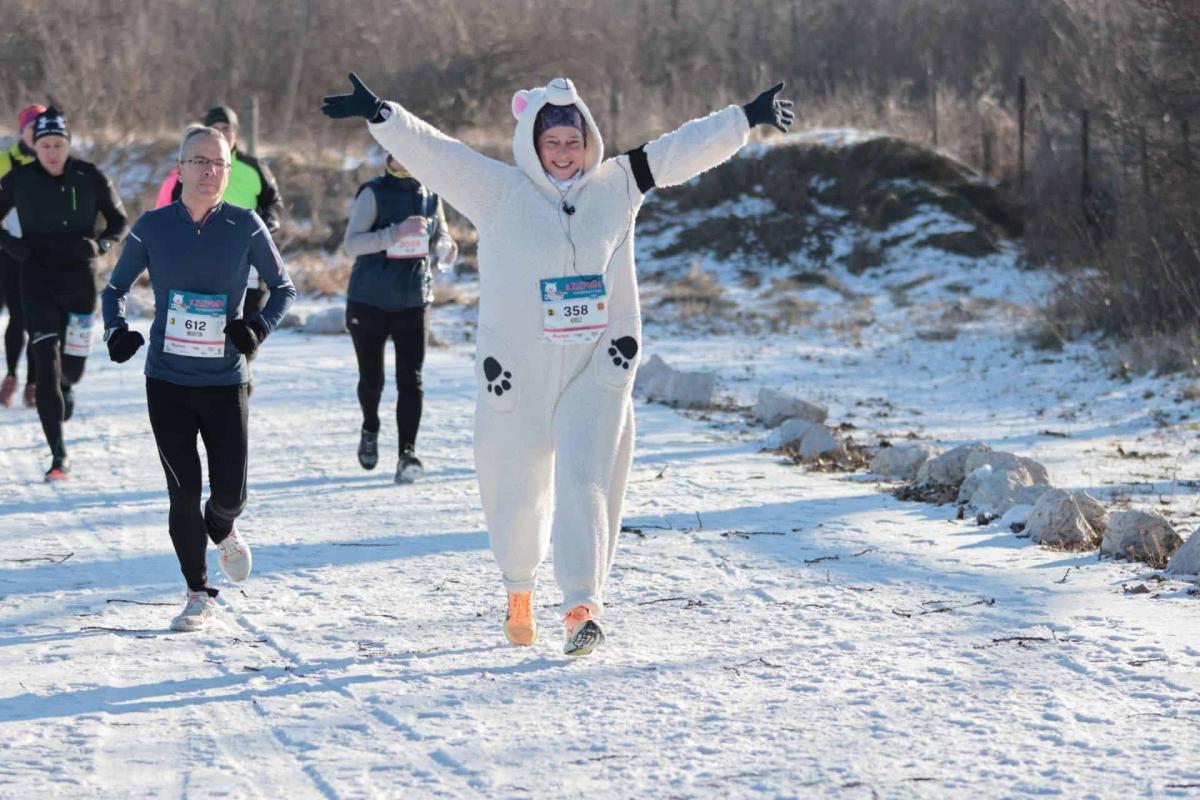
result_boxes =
[654,262,737,323]
[284,251,352,297]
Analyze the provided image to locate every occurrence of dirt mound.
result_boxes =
[640,132,1020,273]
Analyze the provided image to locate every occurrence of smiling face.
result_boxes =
[536,125,585,181]
[34,136,69,176]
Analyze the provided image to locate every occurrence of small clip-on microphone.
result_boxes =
[562,201,576,215]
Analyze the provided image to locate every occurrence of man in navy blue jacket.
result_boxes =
[102,125,295,632]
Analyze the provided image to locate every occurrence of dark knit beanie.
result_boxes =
[32,106,69,142]
[203,105,239,129]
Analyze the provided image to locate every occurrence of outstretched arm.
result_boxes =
[623,82,794,192]
[322,73,509,224]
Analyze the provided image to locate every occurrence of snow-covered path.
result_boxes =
[1,314,1199,799]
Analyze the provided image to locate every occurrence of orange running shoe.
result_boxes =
[504,591,537,646]
[563,604,605,657]
[44,452,70,483]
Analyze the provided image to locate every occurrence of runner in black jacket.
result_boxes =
[0,107,128,480]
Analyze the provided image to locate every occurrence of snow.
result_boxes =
[2,138,1199,797]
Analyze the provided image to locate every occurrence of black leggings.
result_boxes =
[346,301,427,453]
[30,338,86,457]
[146,377,248,594]
[22,265,94,457]
[1,256,33,381]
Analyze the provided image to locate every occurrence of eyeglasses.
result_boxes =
[181,157,231,172]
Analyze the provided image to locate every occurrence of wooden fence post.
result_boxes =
[1017,77,1026,193]
[246,95,259,157]
[1140,123,1149,196]
[928,66,938,147]
[1081,109,1091,204]
[1183,116,1192,173]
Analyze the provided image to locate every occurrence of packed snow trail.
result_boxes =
[1,319,1198,799]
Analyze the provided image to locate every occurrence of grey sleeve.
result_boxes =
[341,188,392,258]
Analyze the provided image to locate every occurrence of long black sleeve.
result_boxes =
[253,159,283,234]
[93,168,128,249]
[0,174,25,260]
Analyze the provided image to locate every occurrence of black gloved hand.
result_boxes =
[0,234,31,263]
[225,319,264,356]
[743,82,795,133]
[106,325,145,364]
[321,73,386,122]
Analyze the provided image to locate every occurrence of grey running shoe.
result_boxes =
[358,428,379,470]
[170,591,216,632]
[395,448,423,484]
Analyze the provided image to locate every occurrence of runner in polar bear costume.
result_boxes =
[322,74,792,654]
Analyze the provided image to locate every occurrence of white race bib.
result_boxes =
[63,312,96,357]
[164,290,226,358]
[386,235,429,260]
[541,275,609,345]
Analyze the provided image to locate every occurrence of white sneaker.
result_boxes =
[170,591,216,632]
[217,527,252,583]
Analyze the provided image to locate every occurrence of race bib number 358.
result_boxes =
[164,290,227,358]
[540,275,608,344]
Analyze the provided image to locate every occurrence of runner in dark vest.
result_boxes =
[342,154,456,483]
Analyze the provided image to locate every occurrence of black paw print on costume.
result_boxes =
[607,336,639,370]
[483,356,513,395]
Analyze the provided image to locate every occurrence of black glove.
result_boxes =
[743,82,794,133]
[0,234,31,263]
[106,325,145,364]
[226,319,264,356]
[321,73,386,122]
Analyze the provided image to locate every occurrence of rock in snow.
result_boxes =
[915,441,991,487]
[1166,529,1200,576]
[634,354,717,409]
[755,387,828,428]
[870,443,940,480]
[1102,510,1183,568]
[303,306,347,335]
[963,450,1051,486]
[1023,489,1107,551]
[958,464,1050,516]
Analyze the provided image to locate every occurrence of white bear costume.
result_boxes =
[368,78,749,616]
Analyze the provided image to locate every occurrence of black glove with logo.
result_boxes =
[226,319,265,356]
[743,82,794,133]
[106,324,145,364]
[321,73,386,123]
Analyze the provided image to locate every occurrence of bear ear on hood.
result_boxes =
[511,90,533,121]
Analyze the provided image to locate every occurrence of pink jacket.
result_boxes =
[154,167,180,209]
